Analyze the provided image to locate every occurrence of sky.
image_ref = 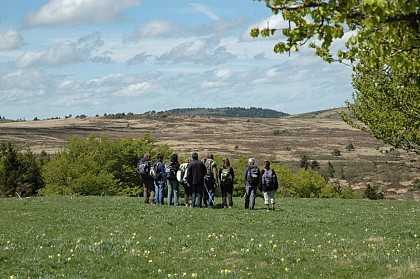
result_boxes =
[0,0,353,120]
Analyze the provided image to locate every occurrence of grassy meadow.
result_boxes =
[1,196,419,278]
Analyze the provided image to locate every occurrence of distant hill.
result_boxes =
[291,107,353,120]
[153,107,289,118]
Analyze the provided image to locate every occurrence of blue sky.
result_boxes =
[0,0,353,120]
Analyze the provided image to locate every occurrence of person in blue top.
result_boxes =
[152,154,166,205]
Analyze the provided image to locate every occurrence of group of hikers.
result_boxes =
[137,152,279,211]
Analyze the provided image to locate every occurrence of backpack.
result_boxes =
[204,160,215,182]
[137,160,150,178]
[262,169,276,190]
[165,162,177,180]
[177,163,188,186]
[149,161,162,180]
[247,166,259,186]
[220,167,233,185]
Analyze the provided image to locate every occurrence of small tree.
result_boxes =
[363,184,384,200]
[332,149,341,156]
[346,143,355,151]
[310,160,320,171]
[0,142,43,197]
[299,155,309,170]
[326,161,335,178]
[0,142,21,196]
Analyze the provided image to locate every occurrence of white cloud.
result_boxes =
[52,94,106,107]
[190,3,219,21]
[253,52,266,60]
[0,29,23,50]
[14,32,103,67]
[0,70,46,105]
[25,0,141,27]
[200,81,227,89]
[114,82,152,97]
[157,37,236,65]
[213,68,232,80]
[126,52,154,65]
[132,20,184,39]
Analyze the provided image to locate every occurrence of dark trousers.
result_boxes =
[142,178,155,204]
[221,183,233,207]
[245,184,257,209]
[183,184,191,206]
[191,183,203,208]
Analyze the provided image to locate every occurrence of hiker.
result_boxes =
[187,152,206,208]
[177,159,191,206]
[203,154,219,208]
[260,160,279,211]
[244,158,260,210]
[201,157,208,206]
[219,157,234,208]
[151,154,166,205]
[166,154,180,206]
[137,153,154,204]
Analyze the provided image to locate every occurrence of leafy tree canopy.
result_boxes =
[251,0,419,153]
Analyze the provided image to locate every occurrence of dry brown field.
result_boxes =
[0,109,418,200]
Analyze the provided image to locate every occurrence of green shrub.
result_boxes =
[346,143,355,151]
[414,178,420,190]
[320,182,356,199]
[40,134,172,196]
[363,184,384,200]
[0,141,44,197]
[332,148,341,156]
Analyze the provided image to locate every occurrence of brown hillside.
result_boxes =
[0,111,418,200]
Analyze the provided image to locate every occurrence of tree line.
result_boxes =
[152,107,289,118]
[1,134,376,199]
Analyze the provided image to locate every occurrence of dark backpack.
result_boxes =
[165,162,177,180]
[262,169,277,190]
[247,166,259,186]
[150,161,162,180]
[220,167,233,185]
[204,160,215,182]
[137,160,150,178]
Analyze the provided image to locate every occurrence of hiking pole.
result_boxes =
[203,183,215,205]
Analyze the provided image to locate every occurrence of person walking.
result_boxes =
[203,154,219,208]
[151,154,166,205]
[166,154,180,206]
[260,160,279,211]
[187,152,206,208]
[137,153,154,204]
[244,158,260,210]
[219,157,234,208]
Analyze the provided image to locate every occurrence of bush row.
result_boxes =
[1,135,370,199]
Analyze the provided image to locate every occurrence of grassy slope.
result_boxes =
[1,196,419,278]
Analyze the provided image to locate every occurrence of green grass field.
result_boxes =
[1,196,419,278]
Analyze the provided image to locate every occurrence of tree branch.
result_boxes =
[265,1,419,33]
